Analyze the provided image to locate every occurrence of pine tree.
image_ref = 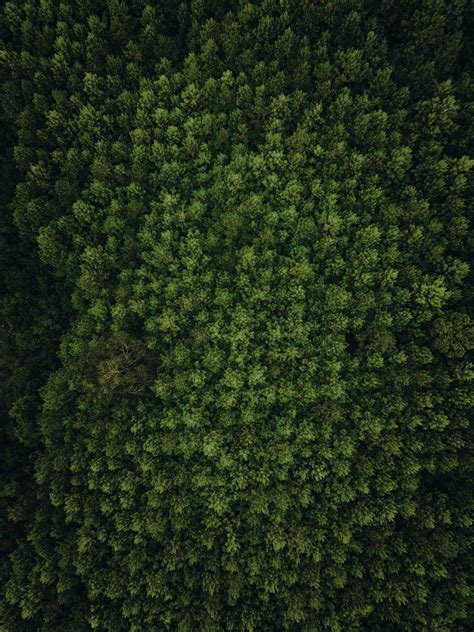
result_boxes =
[1,1,472,630]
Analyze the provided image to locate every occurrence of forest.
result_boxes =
[0,1,473,630]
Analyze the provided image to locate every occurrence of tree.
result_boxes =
[1,1,472,630]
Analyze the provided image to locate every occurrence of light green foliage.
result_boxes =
[0,1,472,630]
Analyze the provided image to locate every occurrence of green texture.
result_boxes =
[1,1,473,630]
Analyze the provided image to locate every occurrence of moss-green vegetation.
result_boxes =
[1,1,473,630]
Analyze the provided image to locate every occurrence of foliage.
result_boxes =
[1,1,473,630]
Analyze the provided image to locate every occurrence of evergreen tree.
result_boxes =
[1,1,472,630]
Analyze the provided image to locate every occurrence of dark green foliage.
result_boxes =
[1,1,473,630]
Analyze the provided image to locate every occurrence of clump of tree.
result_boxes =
[1,1,472,631]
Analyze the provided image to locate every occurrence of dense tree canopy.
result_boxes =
[1,1,473,630]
